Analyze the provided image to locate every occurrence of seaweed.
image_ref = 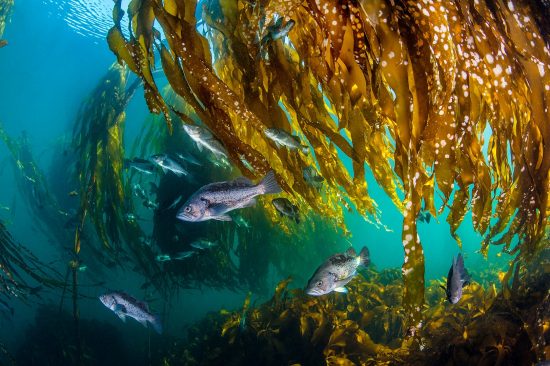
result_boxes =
[169,255,548,365]
[106,0,550,331]
[0,0,13,39]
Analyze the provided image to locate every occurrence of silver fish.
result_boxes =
[172,251,196,260]
[124,158,156,174]
[442,253,470,304]
[177,171,281,222]
[190,239,218,250]
[272,198,300,224]
[99,291,162,334]
[305,246,370,296]
[182,125,228,159]
[155,254,171,262]
[176,152,201,166]
[150,154,189,177]
[264,128,309,154]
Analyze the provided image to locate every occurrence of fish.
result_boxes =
[99,291,162,334]
[418,211,432,224]
[172,251,197,260]
[207,155,232,170]
[164,195,183,210]
[182,124,228,159]
[233,215,251,229]
[261,18,295,45]
[303,166,324,188]
[155,254,171,262]
[190,239,218,250]
[305,246,370,296]
[0,40,7,48]
[143,199,158,210]
[442,253,471,304]
[78,265,87,272]
[176,152,201,166]
[132,184,147,200]
[264,128,308,154]
[272,198,300,223]
[150,154,189,177]
[177,170,281,222]
[124,213,137,222]
[124,157,156,174]
[68,190,78,197]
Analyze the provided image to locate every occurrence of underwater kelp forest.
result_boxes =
[0,0,549,365]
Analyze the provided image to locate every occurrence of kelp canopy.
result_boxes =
[107,0,550,329]
[0,0,13,38]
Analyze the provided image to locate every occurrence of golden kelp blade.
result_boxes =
[107,0,550,331]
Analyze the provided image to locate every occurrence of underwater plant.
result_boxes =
[0,0,13,39]
[107,0,550,331]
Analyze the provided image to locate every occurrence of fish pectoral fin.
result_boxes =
[333,287,348,293]
[138,319,148,328]
[439,284,447,292]
[115,311,127,322]
[212,214,232,221]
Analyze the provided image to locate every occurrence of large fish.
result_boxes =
[182,124,228,159]
[442,253,471,304]
[306,246,370,296]
[264,128,309,154]
[99,291,162,334]
[177,171,281,222]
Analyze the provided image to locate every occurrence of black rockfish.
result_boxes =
[442,253,470,304]
[177,171,281,222]
[99,291,162,334]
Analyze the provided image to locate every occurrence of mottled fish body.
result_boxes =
[444,253,470,304]
[272,198,300,223]
[150,154,188,177]
[177,171,281,222]
[264,128,308,154]
[182,125,228,159]
[306,246,370,296]
[99,291,162,334]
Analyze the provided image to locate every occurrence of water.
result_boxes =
[0,0,548,365]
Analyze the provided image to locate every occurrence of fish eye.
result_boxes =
[317,280,323,286]
[184,206,191,213]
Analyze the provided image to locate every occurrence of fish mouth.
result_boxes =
[176,210,199,222]
[305,288,322,296]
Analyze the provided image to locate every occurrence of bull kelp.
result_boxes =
[107,0,550,330]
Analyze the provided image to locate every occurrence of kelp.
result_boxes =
[0,0,13,39]
[0,221,63,304]
[107,0,550,330]
[167,257,548,365]
[127,86,347,293]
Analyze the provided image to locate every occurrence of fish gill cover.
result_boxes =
[105,0,550,331]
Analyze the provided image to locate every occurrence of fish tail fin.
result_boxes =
[359,246,370,267]
[150,314,163,334]
[258,170,282,194]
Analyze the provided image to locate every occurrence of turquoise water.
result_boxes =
[0,1,532,365]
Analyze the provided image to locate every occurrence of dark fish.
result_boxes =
[305,246,370,296]
[0,40,7,48]
[303,166,324,188]
[442,253,470,304]
[177,171,281,222]
[272,198,300,223]
[264,128,308,154]
[150,154,189,177]
[99,291,162,334]
[261,18,295,44]
[124,158,156,174]
[417,211,432,223]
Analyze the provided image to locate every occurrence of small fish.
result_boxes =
[132,184,147,200]
[261,18,295,44]
[176,152,201,166]
[207,155,232,170]
[190,239,218,250]
[143,199,158,210]
[68,191,78,197]
[172,251,197,260]
[305,246,370,296]
[233,215,251,229]
[165,195,183,210]
[272,198,300,223]
[155,254,171,262]
[417,211,432,224]
[150,154,189,177]
[182,124,228,159]
[303,166,324,188]
[99,291,162,334]
[442,253,470,304]
[264,128,308,154]
[124,158,156,174]
[0,40,7,48]
[78,265,87,272]
[177,170,281,222]
[125,213,137,222]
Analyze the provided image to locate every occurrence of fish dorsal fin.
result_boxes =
[345,247,357,257]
